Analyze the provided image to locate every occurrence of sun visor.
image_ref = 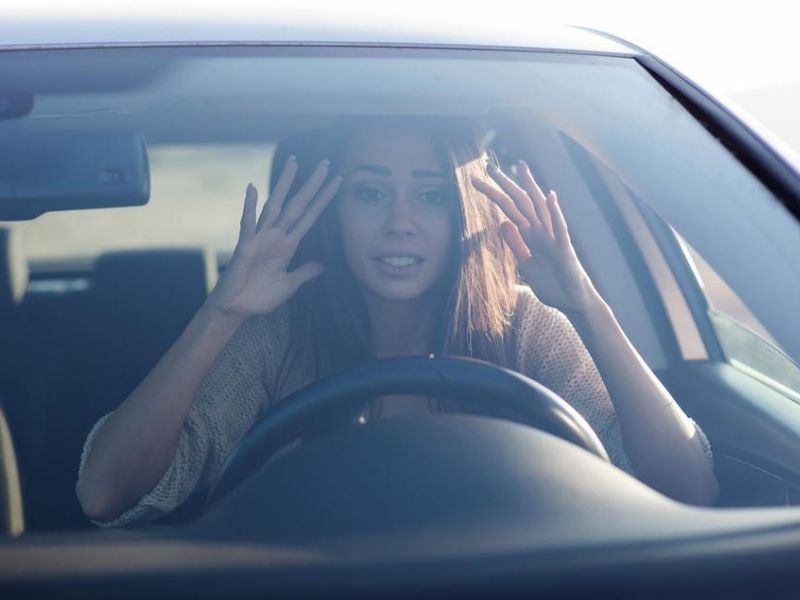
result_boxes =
[0,130,150,220]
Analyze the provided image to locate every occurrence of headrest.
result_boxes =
[93,248,217,311]
[0,227,29,307]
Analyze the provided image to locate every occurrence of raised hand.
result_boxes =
[208,156,341,320]
[471,160,601,315]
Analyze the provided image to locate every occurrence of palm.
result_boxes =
[214,228,300,315]
[209,157,342,319]
[472,161,599,315]
[516,228,593,314]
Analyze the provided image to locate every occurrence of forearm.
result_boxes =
[567,297,719,505]
[76,302,246,521]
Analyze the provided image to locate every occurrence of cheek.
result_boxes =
[427,213,456,263]
[338,205,372,267]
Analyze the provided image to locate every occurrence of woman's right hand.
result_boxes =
[207,156,341,322]
[78,157,341,523]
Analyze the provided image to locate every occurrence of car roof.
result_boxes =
[0,13,639,54]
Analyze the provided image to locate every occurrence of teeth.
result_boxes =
[379,256,421,267]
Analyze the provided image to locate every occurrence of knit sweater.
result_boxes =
[79,286,712,527]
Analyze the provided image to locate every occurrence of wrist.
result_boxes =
[197,300,248,336]
[563,292,614,331]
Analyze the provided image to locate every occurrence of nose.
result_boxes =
[383,196,417,238]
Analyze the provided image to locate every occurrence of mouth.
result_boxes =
[373,254,425,276]
[375,255,424,267]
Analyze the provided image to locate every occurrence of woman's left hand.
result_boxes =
[471,160,601,316]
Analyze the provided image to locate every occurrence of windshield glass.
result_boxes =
[6,48,657,261]
[2,46,800,535]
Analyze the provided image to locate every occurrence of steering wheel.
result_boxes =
[205,355,610,508]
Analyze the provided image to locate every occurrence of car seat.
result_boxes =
[0,226,27,535]
[36,247,218,530]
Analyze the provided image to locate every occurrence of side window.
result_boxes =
[681,240,778,346]
[584,145,800,398]
[676,235,800,397]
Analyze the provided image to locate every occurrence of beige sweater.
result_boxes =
[80,286,712,527]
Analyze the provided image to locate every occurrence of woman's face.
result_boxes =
[337,127,456,304]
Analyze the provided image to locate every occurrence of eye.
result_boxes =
[417,188,449,207]
[352,185,388,204]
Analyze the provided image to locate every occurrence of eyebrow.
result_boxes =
[350,164,447,178]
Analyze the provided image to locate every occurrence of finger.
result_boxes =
[239,183,257,239]
[470,176,530,231]
[487,163,540,228]
[517,161,553,237]
[259,156,298,231]
[500,221,532,263]
[275,159,330,231]
[291,175,342,239]
[287,261,324,291]
[547,191,572,248]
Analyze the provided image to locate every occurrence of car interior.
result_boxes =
[2,44,800,597]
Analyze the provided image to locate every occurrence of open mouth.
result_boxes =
[373,255,426,276]
[376,255,424,267]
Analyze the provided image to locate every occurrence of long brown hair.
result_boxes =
[267,117,519,406]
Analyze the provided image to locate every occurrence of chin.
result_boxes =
[364,282,437,304]
[372,290,429,304]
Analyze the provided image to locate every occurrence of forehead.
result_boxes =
[343,126,446,173]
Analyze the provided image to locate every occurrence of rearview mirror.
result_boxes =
[0,130,150,220]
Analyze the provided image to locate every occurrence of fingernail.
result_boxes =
[321,159,330,167]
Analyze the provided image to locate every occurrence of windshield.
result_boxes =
[2,46,800,536]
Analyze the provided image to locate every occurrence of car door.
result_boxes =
[557,123,800,508]
[448,50,800,508]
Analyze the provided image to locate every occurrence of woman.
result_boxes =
[76,118,718,527]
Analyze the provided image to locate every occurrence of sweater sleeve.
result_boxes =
[512,286,713,474]
[512,287,634,473]
[78,309,289,528]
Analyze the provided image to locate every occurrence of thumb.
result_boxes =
[287,261,324,290]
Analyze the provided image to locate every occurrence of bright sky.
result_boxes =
[1,0,798,95]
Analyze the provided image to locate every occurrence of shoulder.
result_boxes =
[229,304,290,351]
[512,284,538,317]
[210,304,291,377]
[510,285,586,374]
[193,304,292,423]
[511,285,573,338]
